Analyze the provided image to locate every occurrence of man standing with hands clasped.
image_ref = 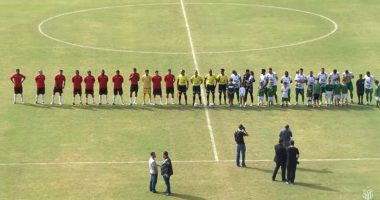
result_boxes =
[286,140,300,185]
[149,152,159,193]
[234,124,249,167]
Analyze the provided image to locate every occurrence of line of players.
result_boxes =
[9,67,380,107]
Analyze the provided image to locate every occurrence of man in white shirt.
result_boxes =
[149,152,159,193]
[306,71,316,87]
[318,68,328,104]
[294,68,306,105]
[231,70,241,102]
[260,69,268,102]
[266,68,278,104]
[364,71,375,105]
[329,69,340,85]
[342,70,355,103]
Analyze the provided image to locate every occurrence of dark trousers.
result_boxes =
[287,165,297,183]
[149,174,157,192]
[163,175,171,194]
[272,162,286,181]
[236,144,246,166]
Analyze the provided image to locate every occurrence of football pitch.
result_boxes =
[0,0,379,199]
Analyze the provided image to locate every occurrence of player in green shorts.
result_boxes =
[341,80,349,106]
[313,79,321,107]
[333,80,342,106]
[267,84,275,107]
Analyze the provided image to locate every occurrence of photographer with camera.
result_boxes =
[234,124,249,167]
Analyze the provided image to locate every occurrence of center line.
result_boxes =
[179,0,219,161]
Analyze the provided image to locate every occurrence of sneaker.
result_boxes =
[59,102,62,105]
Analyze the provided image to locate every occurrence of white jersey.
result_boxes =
[329,72,340,84]
[318,72,328,86]
[260,74,267,87]
[364,75,374,89]
[295,73,306,89]
[306,75,316,86]
[342,71,353,83]
[231,74,241,88]
[281,75,292,85]
[281,86,290,98]
[239,87,246,96]
[265,72,278,86]
[149,157,158,174]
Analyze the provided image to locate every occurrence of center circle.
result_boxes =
[38,3,338,54]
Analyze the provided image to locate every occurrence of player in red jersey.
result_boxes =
[10,69,26,104]
[129,68,140,105]
[152,70,163,105]
[112,70,125,105]
[51,70,66,105]
[84,70,96,105]
[164,69,175,104]
[98,69,109,105]
[72,70,83,105]
[34,70,46,104]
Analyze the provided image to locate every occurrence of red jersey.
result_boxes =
[10,73,26,88]
[98,74,108,89]
[55,74,66,88]
[35,74,45,89]
[129,72,140,85]
[112,75,124,89]
[164,74,175,88]
[152,75,162,89]
[84,75,96,90]
[72,75,83,89]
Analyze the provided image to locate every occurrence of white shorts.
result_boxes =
[334,95,341,99]
[326,91,333,98]
[239,92,245,97]
[341,94,348,99]
[258,96,264,102]
[307,97,312,101]
[268,97,273,101]
[376,96,380,101]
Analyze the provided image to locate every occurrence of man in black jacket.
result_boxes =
[286,140,300,184]
[161,151,173,196]
[272,139,287,182]
[235,124,249,167]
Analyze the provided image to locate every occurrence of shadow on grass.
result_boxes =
[244,166,273,174]
[295,182,339,192]
[298,167,333,174]
[19,102,377,112]
[157,192,207,200]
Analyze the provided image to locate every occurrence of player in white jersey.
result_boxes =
[317,68,328,104]
[306,71,316,87]
[231,70,241,102]
[265,68,278,105]
[294,68,306,105]
[342,70,355,103]
[260,69,268,103]
[281,71,292,104]
[329,69,340,85]
[364,71,375,105]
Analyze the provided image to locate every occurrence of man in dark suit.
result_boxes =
[272,139,287,181]
[161,151,173,196]
[286,140,300,184]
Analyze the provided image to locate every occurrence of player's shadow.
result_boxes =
[298,167,333,174]
[22,103,73,110]
[157,192,207,200]
[295,182,339,192]
[244,166,273,174]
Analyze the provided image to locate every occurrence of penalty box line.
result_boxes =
[179,0,219,161]
[0,158,379,166]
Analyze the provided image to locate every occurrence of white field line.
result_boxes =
[0,158,379,166]
[179,0,219,162]
[37,3,338,55]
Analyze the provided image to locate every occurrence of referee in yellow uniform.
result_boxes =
[191,70,203,106]
[217,68,229,105]
[177,69,189,105]
[204,69,217,106]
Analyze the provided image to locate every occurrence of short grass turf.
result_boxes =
[0,0,379,199]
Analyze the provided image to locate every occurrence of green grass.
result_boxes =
[0,0,379,199]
